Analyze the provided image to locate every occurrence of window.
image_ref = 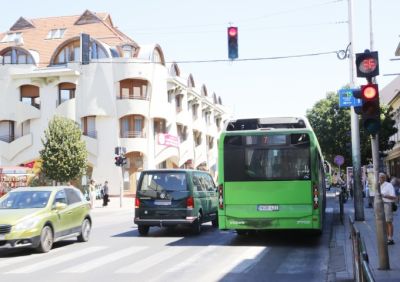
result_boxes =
[58,83,76,105]
[0,120,14,143]
[53,39,107,65]
[154,119,166,134]
[1,32,22,43]
[46,29,66,39]
[177,125,188,142]
[192,103,199,119]
[176,95,182,112]
[1,48,33,64]
[122,45,134,58]
[120,115,145,138]
[194,130,202,146]
[119,79,148,99]
[65,188,82,204]
[82,116,96,138]
[20,85,40,109]
[53,190,67,205]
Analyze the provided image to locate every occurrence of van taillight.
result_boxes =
[135,197,140,208]
[187,196,194,209]
[218,184,224,209]
[313,183,319,209]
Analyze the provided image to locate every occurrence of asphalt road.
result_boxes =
[0,193,339,282]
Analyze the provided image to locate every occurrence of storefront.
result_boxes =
[0,166,34,196]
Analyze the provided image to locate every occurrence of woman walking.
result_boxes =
[89,179,96,209]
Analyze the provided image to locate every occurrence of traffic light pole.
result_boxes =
[371,134,390,269]
[348,0,364,221]
[368,0,389,270]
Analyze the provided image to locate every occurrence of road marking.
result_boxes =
[5,246,106,274]
[326,207,334,213]
[115,247,188,273]
[60,246,147,273]
[0,248,64,269]
[166,245,218,273]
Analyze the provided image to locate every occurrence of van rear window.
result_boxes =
[139,172,188,192]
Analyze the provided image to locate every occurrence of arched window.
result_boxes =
[58,83,76,105]
[1,48,34,64]
[52,38,108,65]
[120,115,145,138]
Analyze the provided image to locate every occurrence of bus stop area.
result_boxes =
[333,193,400,281]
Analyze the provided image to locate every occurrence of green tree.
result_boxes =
[40,116,88,183]
[306,91,397,167]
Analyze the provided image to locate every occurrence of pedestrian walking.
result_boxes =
[89,179,96,209]
[102,180,109,207]
[390,176,400,204]
[379,173,397,245]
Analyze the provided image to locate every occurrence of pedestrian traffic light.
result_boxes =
[227,26,238,60]
[355,50,379,82]
[360,83,380,135]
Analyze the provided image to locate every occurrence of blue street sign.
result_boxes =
[338,89,362,108]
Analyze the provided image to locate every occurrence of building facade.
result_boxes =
[0,10,231,195]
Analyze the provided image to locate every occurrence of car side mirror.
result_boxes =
[54,202,67,210]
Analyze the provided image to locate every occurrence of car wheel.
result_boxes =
[192,212,202,235]
[77,218,91,242]
[138,225,150,236]
[36,225,53,253]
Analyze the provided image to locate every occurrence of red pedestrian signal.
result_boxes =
[227,26,238,60]
[355,50,379,81]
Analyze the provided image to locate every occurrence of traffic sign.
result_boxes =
[334,155,344,166]
[338,89,362,108]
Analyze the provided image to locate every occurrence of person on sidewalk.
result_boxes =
[102,180,109,207]
[89,179,96,209]
[379,173,397,245]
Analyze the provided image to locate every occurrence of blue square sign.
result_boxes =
[338,89,362,108]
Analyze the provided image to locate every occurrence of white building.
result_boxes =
[0,10,231,195]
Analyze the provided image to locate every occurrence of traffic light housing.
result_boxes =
[227,26,238,60]
[355,50,379,82]
[115,154,127,167]
[360,84,380,135]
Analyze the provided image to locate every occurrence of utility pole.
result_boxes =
[369,0,390,270]
[348,0,364,221]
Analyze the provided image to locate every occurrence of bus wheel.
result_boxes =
[236,229,248,236]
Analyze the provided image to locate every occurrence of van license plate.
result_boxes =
[0,234,5,240]
[257,205,279,211]
[154,200,171,206]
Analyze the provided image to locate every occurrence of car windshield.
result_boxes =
[0,191,51,209]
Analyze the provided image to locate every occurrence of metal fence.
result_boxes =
[349,216,375,282]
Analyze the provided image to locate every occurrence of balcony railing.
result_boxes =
[120,131,146,138]
[117,94,149,100]
[83,130,97,139]
[0,134,15,143]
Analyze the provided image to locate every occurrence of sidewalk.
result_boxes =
[90,195,134,213]
[337,195,400,281]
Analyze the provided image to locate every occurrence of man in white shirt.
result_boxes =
[379,173,397,245]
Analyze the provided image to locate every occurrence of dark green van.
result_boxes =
[134,169,218,235]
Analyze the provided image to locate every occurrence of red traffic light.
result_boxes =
[361,84,378,101]
[228,27,237,37]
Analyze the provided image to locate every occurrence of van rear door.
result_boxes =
[136,171,189,219]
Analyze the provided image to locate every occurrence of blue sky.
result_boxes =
[1,0,399,118]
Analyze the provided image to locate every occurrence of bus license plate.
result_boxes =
[257,205,279,211]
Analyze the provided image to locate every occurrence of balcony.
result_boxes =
[120,132,147,155]
[120,131,146,138]
[0,133,32,161]
[116,99,150,118]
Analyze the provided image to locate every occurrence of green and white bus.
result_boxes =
[217,117,326,234]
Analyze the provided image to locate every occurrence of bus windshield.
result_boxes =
[224,133,311,181]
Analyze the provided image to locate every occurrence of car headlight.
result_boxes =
[14,217,41,231]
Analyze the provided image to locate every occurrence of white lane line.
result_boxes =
[166,245,218,273]
[61,246,147,273]
[0,248,64,269]
[5,246,106,274]
[116,247,188,274]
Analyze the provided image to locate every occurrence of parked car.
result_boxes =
[0,186,92,253]
[134,169,218,235]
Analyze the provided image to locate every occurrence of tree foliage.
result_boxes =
[40,116,88,183]
[306,91,397,168]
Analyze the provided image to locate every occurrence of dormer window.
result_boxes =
[46,29,66,39]
[1,32,22,43]
[1,48,34,64]
[122,45,133,58]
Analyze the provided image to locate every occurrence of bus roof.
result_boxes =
[224,117,312,131]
